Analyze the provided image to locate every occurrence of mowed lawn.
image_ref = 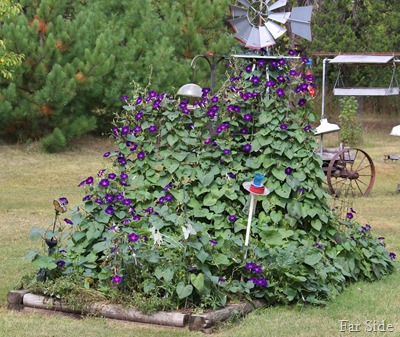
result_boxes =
[0,115,400,337]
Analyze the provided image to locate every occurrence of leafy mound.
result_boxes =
[27,52,396,311]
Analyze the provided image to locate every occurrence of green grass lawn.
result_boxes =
[1,118,400,337]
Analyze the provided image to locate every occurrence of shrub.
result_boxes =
[27,51,396,311]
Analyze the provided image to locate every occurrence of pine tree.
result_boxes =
[0,0,24,79]
[0,0,114,145]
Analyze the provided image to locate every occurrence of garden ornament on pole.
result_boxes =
[36,198,68,282]
[242,173,270,258]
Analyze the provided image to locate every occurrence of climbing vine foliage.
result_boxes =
[27,51,396,310]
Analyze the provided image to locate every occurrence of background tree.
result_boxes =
[1,0,400,149]
[0,0,24,79]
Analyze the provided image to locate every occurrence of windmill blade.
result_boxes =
[268,12,291,24]
[237,0,251,7]
[229,4,248,18]
[229,17,253,44]
[229,16,251,34]
[268,0,287,12]
[290,6,312,41]
[265,20,287,39]
[245,25,276,49]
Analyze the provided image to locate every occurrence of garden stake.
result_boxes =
[242,173,270,260]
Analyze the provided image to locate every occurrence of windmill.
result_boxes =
[228,0,312,49]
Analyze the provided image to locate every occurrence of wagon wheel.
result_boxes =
[326,147,376,197]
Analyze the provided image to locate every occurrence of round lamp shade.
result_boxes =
[314,118,340,135]
[390,125,400,136]
[177,83,202,98]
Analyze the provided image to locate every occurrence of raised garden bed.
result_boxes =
[7,290,265,334]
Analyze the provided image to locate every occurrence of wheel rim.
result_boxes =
[326,147,375,197]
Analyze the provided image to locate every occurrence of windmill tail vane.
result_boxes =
[229,0,312,49]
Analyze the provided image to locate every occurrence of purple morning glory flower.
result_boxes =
[121,126,129,135]
[285,167,293,175]
[315,243,323,249]
[250,75,260,85]
[280,124,288,130]
[120,173,128,180]
[133,125,142,133]
[347,213,354,220]
[108,173,116,180]
[133,215,141,221]
[303,125,311,131]
[277,75,285,83]
[298,98,307,107]
[266,79,276,87]
[276,88,285,97]
[56,260,65,268]
[137,151,146,160]
[207,109,217,118]
[289,70,298,76]
[244,113,252,121]
[94,198,104,204]
[233,105,241,112]
[223,149,231,155]
[120,95,129,101]
[253,265,262,274]
[116,193,124,201]
[164,182,173,190]
[105,194,114,203]
[64,218,73,225]
[105,205,114,215]
[245,64,252,73]
[148,125,157,132]
[288,49,296,56]
[103,152,111,158]
[227,172,236,179]
[122,198,132,206]
[228,215,237,222]
[145,206,154,213]
[245,262,256,270]
[243,143,252,152]
[135,112,144,120]
[240,128,248,134]
[211,96,219,103]
[209,239,218,246]
[85,176,94,185]
[165,194,174,202]
[99,179,110,188]
[253,277,268,287]
[128,232,139,242]
[389,252,396,259]
[112,275,123,283]
[135,96,142,104]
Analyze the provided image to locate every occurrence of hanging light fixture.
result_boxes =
[176,83,202,98]
[176,83,202,110]
[314,118,340,135]
[390,125,400,136]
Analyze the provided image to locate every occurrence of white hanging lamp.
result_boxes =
[390,125,400,136]
[177,83,202,110]
[314,118,340,135]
